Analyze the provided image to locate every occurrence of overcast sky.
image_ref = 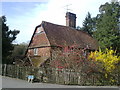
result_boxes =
[1,0,117,44]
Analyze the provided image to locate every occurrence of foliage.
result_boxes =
[89,48,120,84]
[8,42,28,65]
[49,45,97,73]
[80,1,120,55]
[1,16,20,64]
[48,45,120,85]
[93,2,120,54]
[81,12,96,36]
[12,43,28,57]
[89,48,120,73]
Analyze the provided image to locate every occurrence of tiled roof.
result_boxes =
[42,21,98,50]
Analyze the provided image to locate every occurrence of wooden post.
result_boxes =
[16,65,19,79]
[3,64,6,76]
[15,65,17,78]
[78,73,81,85]
[0,64,1,75]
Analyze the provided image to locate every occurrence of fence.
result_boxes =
[1,64,120,86]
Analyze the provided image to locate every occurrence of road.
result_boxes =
[2,76,81,88]
[1,76,120,89]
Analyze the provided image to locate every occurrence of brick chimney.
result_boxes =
[66,12,76,28]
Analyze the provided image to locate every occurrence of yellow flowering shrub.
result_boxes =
[89,48,120,78]
[89,48,120,84]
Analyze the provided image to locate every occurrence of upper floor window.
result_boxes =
[36,27,44,34]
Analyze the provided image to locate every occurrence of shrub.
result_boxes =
[89,48,120,84]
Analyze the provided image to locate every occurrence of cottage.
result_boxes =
[25,12,98,67]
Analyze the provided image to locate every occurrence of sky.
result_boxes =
[1,0,118,44]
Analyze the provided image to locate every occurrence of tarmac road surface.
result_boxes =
[1,76,120,90]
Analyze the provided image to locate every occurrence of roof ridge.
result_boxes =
[42,21,93,37]
[42,21,77,30]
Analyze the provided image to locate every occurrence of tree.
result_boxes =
[81,12,96,36]
[1,16,20,64]
[12,43,28,58]
[10,43,28,65]
[93,2,120,54]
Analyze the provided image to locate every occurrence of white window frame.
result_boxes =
[34,48,38,55]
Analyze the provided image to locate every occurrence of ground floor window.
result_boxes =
[34,48,38,55]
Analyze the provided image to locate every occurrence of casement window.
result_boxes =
[34,48,38,55]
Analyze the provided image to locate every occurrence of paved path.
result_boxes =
[1,76,120,89]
